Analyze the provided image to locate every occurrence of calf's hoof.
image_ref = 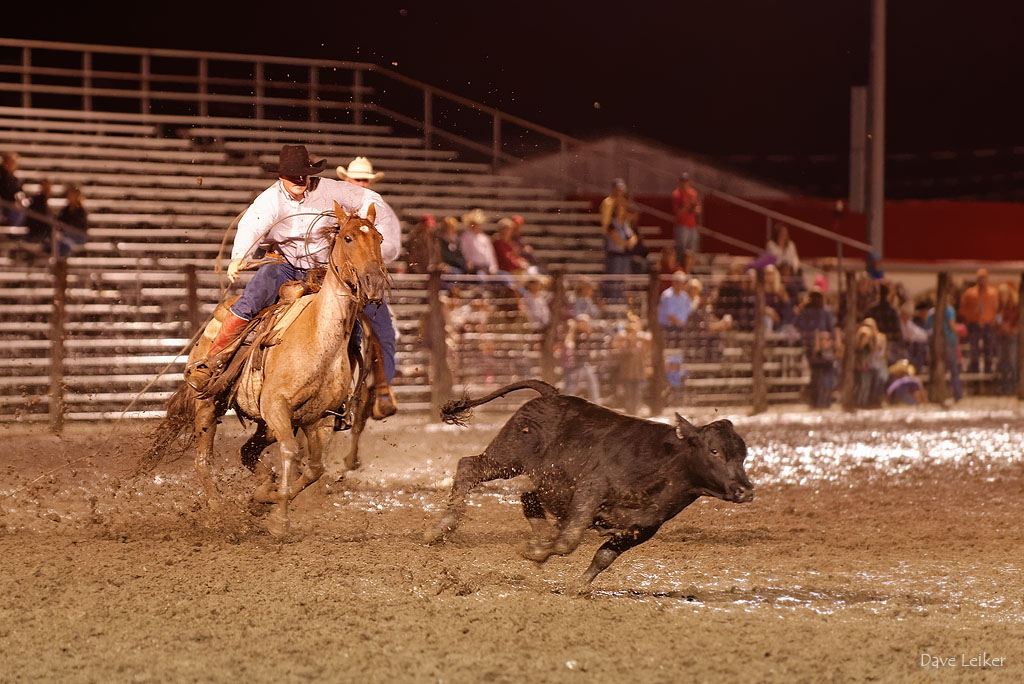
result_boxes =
[522,540,554,563]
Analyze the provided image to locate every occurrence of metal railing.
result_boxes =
[1,37,865,265]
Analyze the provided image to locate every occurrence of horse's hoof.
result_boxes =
[252,481,276,504]
[265,507,289,539]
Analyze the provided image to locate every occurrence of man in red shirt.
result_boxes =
[671,172,702,263]
[958,268,999,374]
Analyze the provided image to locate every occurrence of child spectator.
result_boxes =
[959,268,998,374]
[518,276,551,332]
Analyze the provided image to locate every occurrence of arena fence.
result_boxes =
[5,257,1021,432]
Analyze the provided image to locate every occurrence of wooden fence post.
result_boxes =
[929,272,950,404]
[647,267,666,415]
[840,271,858,411]
[541,272,564,384]
[751,268,768,414]
[428,270,451,419]
[184,264,202,335]
[50,258,68,434]
[1017,274,1024,400]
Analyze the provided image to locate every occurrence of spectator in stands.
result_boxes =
[460,209,499,274]
[794,287,841,409]
[613,316,651,415]
[336,156,384,188]
[766,223,800,273]
[406,214,437,274]
[899,302,930,374]
[853,317,888,408]
[679,277,731,363]
[886,359,927,406]
[508,214,543,273]
[865,282,902,359]
[570,277,603,320]
[494,218,530,274]
[439,216,468,274]
[671,172,702,262]
[561,313,601,402]
[764,264,795,331]
[715,264,757,331]
[995,282,1019,395]
[657,271,692,329]
[958,268,998,374]
[604,201,639,298]
[0,151,26,226]
[599,178,629,233]
[186,144,402,419]
[54,184,89,257]
[24,178,53,246]
[657,249,685,285]
[518,276,551,332]
[926,291,964,402]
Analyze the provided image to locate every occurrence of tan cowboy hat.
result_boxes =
[336,156,384,182]
[462,208,488,226]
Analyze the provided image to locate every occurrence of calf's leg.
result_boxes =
[521,490,555,557]
[524,478,605,563]
[425,453,522,543]
[579,525,660,585]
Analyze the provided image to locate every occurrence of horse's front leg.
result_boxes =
[290,417,333,497]
[194,397,222,511]
[262,404,301,538]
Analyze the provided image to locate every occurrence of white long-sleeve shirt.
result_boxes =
[232,177,402,269]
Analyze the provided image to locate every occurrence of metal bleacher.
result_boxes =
[0,38,816,424]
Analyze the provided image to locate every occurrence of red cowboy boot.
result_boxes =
[185,312,249,391]
[208,311,248,358]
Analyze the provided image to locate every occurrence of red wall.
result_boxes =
[577,193,1024,262]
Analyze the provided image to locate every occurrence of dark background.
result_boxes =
[5,0,1021,198]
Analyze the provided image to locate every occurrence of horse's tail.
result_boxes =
[136,383,197,475]
[441,380,558,427]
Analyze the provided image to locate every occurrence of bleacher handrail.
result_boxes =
[1,37,859,264]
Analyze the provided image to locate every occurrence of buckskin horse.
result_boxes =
[141,202,388,536]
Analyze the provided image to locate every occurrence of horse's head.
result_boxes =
[327,201,388,302]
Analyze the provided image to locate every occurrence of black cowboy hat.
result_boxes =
[260,145,327,176]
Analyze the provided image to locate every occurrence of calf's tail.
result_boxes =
[441,379,557,426]
[135,383,197,475]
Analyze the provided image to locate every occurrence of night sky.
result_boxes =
[6,1,1022,197]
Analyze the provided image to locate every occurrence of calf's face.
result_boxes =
[672,414,754,503]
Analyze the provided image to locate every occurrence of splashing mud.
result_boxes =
[2,402,1023,681]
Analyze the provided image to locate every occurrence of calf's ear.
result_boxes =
[675,413,698,440]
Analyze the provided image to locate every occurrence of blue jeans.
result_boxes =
[944,344,964,401]
[674,224,699,260]
[231,261,396,382]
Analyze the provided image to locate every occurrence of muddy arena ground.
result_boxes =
[2,399,1023,683]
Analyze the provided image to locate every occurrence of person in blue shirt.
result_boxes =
[657,271,692,329]
[925,292,964,402]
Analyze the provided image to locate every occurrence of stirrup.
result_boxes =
[333,411,354,432]
[372,387,398,420]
